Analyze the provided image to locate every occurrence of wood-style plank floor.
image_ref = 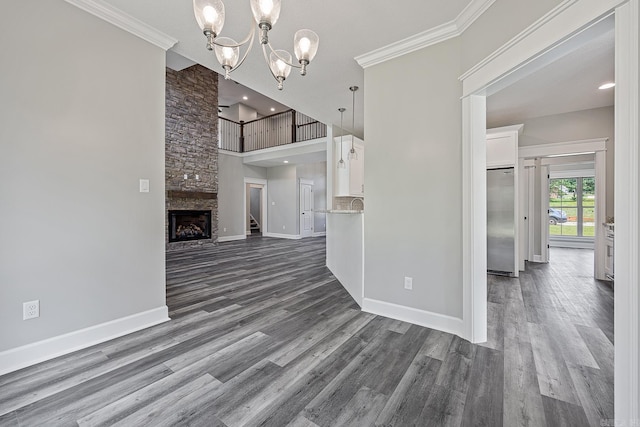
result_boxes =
[0,238,613,426]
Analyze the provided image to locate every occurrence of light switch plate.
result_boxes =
[139,179,150,193]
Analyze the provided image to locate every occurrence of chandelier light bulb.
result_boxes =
[193,0,225,37]
[223,47,234,59]
[203,6,217,24]
[250,0,281,27]
[299,38,310,54]
[270,50,292,89]
[260,0,274,15]
[294,30,319,75]
[213,37,240,79]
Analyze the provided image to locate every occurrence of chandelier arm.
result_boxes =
[209,24,255,48]
[226,27,256,74]
[265,42,303,69]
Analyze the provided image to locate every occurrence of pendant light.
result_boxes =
[337,108,347,169]
[347,86,359,161]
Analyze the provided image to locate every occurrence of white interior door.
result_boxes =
[300,182,314,238]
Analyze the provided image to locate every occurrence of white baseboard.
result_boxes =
[218,235,246,243]
[262,232,302,240]
[362,298,464,338]
[0,306,170,376]
[312,231,327,237]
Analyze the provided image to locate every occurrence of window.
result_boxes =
[549,177,595,238]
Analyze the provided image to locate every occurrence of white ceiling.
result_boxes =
[100,0,470,138]
[487,15,614,127]
[100,0,614,144]
[216,76,290,119]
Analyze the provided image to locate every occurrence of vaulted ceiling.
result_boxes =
[100,0,473,137]
[99,0,614,138]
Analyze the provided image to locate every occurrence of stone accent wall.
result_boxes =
[165,65,219,250]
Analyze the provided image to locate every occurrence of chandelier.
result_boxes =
[193,0,320,90]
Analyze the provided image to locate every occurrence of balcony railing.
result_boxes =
[219,109,327,153]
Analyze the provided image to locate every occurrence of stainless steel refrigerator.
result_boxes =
[487,167,515,276]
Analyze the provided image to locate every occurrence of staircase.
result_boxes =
[250,214,261,234]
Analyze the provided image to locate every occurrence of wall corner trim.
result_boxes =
[361,298,465,339]
[64,0,177,50]
[0,306,170,376]
[354,0,495,69]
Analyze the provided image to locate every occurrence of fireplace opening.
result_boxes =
[168,210,212,242]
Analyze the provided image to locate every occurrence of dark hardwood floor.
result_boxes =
[0,239,613,426]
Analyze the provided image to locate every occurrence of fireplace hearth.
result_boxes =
[168,210,212,243]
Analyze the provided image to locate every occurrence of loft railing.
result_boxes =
[219,109,327,153]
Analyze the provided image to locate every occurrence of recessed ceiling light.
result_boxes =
[242,96,248,100]
[270,107,275,112]
[283,160,289,163]
[599,82,615,90]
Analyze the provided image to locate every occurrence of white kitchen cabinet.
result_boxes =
[335,135,364,197]
[487,125,521,168]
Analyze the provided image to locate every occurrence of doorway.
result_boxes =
[249,185,263,236]
[244,178,268,238]
[461,2,638,418]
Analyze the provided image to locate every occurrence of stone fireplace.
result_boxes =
[165,65,219,250]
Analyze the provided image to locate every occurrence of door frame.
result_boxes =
[460,0,638,420]
[299,179,314,238]
[519,140,607,273]
[244,178,268,237]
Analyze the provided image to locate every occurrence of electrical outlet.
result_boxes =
[282,225,286,230]
[223,227,227,232]
[404,277,413,290]
[23,300,40,320]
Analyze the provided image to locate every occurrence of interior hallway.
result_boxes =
[0,241,613,426]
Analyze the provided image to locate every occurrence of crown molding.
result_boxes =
[456,0,497,32]
[64,0,177,51]
[355,0,496,69]
[355,22,458,69]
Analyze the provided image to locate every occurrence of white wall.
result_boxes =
[297,162,327,234]
[267,165,298,236]
[364,37,464,319]
[218,152,266,238]
[0,1,167,352]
